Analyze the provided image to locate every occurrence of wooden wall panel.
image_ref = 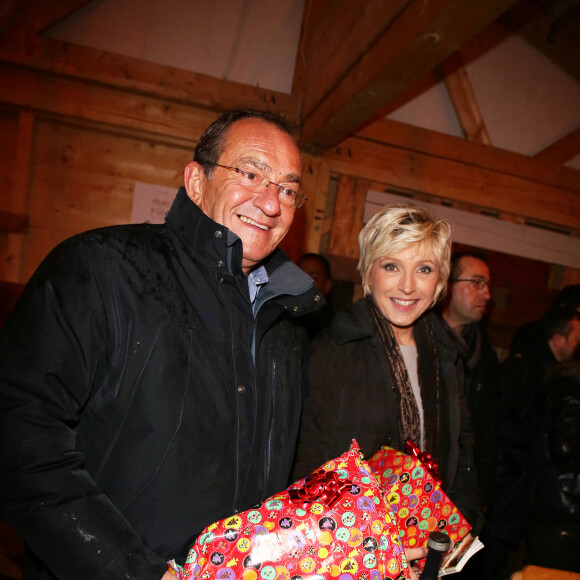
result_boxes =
[0,110,19,283]
[328,175,369,260]
[0,110,18,208]
[0,64,218,146]
[21,120,192,280]
[0,109,33,283]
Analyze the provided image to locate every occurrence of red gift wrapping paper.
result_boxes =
[367,446,471,551]
[168,440,412,579]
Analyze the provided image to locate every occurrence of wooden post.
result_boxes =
[5,111,34,283]
[301,153,331,254]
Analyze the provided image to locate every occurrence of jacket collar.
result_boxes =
[165,187,323,314]
[329,299,375,344]
[330,299,455,353]
[166,187,245,275]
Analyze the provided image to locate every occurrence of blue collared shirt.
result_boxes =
[248,265,269,315]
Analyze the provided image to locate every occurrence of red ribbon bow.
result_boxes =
[403,439,442,485]
[289,470,352,509]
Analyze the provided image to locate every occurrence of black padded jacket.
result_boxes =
[0,187,321,579]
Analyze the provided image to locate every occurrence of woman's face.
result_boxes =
[369,243,440,345]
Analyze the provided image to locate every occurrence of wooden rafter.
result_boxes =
[297,0,411,122]
[0,36,298,119]
[440,51,491,145]
[324,135,580,229]
[298,0,520,155]
[0,0,95,44]
[0,0,296,119]
[356,118,580,193]
[502,0,580,83]
[534,127,580,165]
[0,0,27,36]
[549,3,580,41]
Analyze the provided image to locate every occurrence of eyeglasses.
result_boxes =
[452,277,493,291]
[211,163,307,209]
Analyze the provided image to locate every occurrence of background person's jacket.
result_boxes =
[0,187,320,579]
[526,362,580,572]
[440,318,500,509]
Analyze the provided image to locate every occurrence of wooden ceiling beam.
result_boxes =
[0,36,298,119]
[0,0,27,37]
[440,52,491,144]
[501,0,580,83]
[298,0,519,155]
[356,118,580,194]
[297,0,411,121]
[0,0,95,45]
[549,4,580,41]
[324,135,580,229]
[0,62,219,144]
[534,127,580,165]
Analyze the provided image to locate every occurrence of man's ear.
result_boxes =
[184,162,205,206]
[549,332,566,361]
[321,278,333,296]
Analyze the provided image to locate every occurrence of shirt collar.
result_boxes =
[248,265,269,306]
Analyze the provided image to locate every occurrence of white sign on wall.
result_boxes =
[365,190,580,269]
[131,182,177,224]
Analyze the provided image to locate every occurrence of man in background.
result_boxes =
[297,252,334,337]
[0,110,322,579]
[511,284,580,359]
[484,299,580,577]
[441,252,499,506]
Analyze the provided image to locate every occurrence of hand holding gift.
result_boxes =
[367,441,483,576]
[168,440,414,579]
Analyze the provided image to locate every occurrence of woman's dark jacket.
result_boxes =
[0,187,320,579]
[293,299,484,532]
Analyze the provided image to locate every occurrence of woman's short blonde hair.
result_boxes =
[357,203,452,304]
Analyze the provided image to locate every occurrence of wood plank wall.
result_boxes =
[0,110,20,283]
[22,119,190,280]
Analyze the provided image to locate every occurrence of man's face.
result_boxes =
[298,257,332,295]
[558,316,580,362]
[445,257,491,329]
[185,118,302,274]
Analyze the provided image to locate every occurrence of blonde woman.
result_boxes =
[293,204,483,534]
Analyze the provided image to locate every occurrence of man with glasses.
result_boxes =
[439,252,500,580]
[441,253,499,505]
[0,110,322,579]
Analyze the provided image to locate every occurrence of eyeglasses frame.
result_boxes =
[452,277,493,292]
[210,163,307,209]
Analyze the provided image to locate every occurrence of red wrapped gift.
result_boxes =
[168,440,412,579]
[367,443,471,552]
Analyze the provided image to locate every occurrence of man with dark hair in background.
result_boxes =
[526,361,580,573]
[511,284,580,358]
[441,252,499,506]
[0,110,323,579]
[297,252,334,337]
[484,298,580,577]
